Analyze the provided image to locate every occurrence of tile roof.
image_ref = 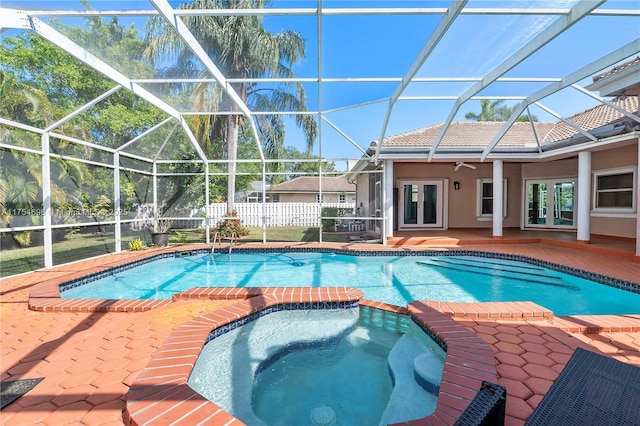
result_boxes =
[380,96,638,150]
[544,96,639,143]
[382,122,556,149]
[270,175,355,192]
[592,56,640,83]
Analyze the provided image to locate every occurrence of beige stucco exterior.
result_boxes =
[392,162,522,229]
[590,143,638,238]
[353,138,638,240]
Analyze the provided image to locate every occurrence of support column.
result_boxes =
[577,151,592,244]
[152,162,158,215]
[205,163,210,244]
[492,160,503,239]
[114,152,121,252]
[383,160,394,244]
[636,140,640,262]
[42,133,53,268]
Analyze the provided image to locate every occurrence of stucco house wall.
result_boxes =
[392,162,522,228]
[590,143,638,238]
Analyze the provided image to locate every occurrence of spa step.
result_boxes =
[413,351,443,395]
[347,326,398,357]
[379,334,438,426]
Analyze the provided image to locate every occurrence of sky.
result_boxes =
[2,0,639,168]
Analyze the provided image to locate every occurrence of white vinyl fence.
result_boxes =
[204,203,355,227]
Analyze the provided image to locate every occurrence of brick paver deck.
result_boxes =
[1,238,639,425]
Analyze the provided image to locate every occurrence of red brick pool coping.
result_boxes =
[122,287,499,426]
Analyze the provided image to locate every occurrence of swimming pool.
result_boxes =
[60,250,640,315]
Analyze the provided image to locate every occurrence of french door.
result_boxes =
[398,180,445,228]
[525,179,576,228]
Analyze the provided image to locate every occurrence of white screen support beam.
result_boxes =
[25,16,214,168]
[480,40,640,161]
[374,0,467,164]
[429,0,605,161]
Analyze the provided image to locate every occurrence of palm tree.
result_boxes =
[0,70,91,245]
[465,99,537,122]
[145,0,317,213]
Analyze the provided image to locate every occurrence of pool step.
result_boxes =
[379,334,439,425]
[418,300,554,321]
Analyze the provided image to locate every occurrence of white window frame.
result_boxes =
[592,166,637,215]
[338,194,346,203]
[397,179,447,229]
[316,193,325,203]
[476,178,507,221]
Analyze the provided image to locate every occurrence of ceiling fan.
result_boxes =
[454,161,477,171]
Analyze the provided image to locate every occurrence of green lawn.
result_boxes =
[0,227,343,278]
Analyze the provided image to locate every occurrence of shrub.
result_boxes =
[128,237,144,251]
[212,210,249,238]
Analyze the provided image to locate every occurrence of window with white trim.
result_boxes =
[593,167,636,213]
[338,194,346,203]
[316,193,325,203]
[476,179,507,220]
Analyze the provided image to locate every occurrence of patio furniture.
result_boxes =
[454,381,506,426]
[525,347,640,425]
[349,219,364,232]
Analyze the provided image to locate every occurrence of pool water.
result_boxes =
[188,308,444,426]
[60,252,640,315]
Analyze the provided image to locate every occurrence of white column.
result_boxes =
[205,163,210,244]
[42,133,53,268]
[113,152,121,252]
[636,140,640,262]
[383,160,394,244]
[577,151,592,243]
[492,160,503,239]
[152,162,158,216]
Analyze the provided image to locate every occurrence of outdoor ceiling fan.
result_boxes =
[454,161,477,171]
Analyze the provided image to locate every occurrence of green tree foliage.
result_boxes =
[0,12,169,244]
[145,0,317,213]
[465,99,537,122]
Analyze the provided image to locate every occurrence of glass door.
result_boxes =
[553,181,574,226]
[525,179,575,228]
[527,182,547,225]
[399,180,443,228]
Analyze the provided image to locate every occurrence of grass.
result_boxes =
[0,226,345,278]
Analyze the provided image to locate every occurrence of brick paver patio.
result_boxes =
[1,238,639,425]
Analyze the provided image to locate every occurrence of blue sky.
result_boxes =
[3,0,639,166]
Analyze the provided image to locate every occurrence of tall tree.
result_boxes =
[145,0,317,213]
[465,99,537,122]
[0,15,166,235]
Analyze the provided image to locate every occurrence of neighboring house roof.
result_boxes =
[379,96,638,151]
[270,175,355,193]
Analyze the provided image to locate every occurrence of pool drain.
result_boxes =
[310,405,336,425]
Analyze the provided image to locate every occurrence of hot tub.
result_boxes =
[188,307,445,425]
[123,288,499,426]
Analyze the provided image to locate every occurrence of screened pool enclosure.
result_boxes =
[1,1,638,273]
